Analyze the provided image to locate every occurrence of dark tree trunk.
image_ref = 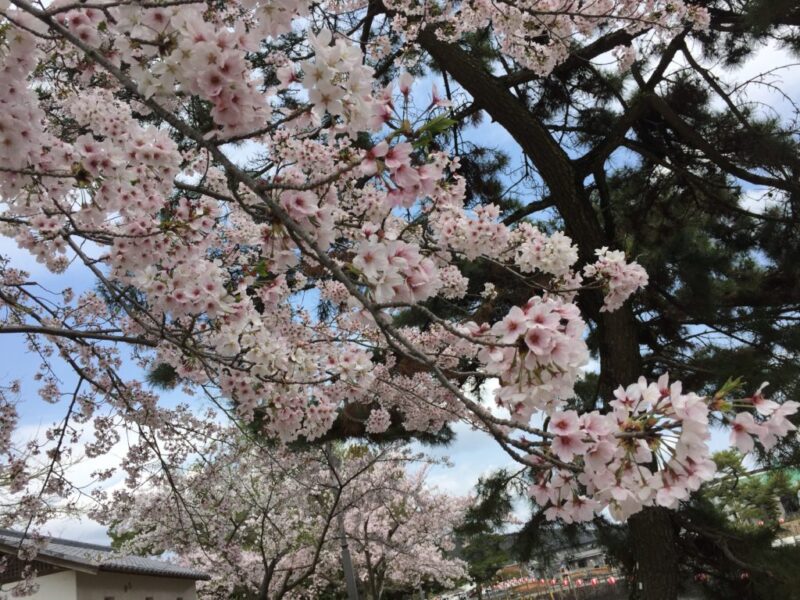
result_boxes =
[628,507,679,600]
[417,27,679,600]
[256,557,277,600]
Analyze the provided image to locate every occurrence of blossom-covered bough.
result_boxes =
[0,0,797,596]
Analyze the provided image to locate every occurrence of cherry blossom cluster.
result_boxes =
[0,25,43,175]
[729,383,799,453]
[365,407,392,433]
[513,223,580,278]
[426,198,645,309]
[476,296,590,421]
[434,203,510,261]
[59,2,279,134]
[353,238,441,304]
[528,376,798,523]
[296,29,377,135]
[583,247,650,312]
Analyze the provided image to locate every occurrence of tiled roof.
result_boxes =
[0,529,209,580]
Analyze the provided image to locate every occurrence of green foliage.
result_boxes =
[145,362,179,390]
[457,532,513,590]
[457,469,518,536]
[597,452,800,599]
[414,115,458,150]
[700,450,799,529]
[457,144,522,214]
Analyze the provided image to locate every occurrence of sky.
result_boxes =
[1,33,799,546]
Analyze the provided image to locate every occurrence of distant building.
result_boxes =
[525,529,608,578]
[0,529,209,600]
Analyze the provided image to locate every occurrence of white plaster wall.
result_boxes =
[1,570,78,600]
[75,572,197,600]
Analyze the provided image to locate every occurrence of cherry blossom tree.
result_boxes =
[0,1,797,598]
[331,460,467,599]
[103,437,465,599]
[105,435,350,599]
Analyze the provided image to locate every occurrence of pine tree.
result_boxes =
[352,1,800,597]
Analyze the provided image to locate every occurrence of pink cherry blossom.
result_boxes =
[552,433,590,462]
[549,410,580,436]
[730,412,763,454]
